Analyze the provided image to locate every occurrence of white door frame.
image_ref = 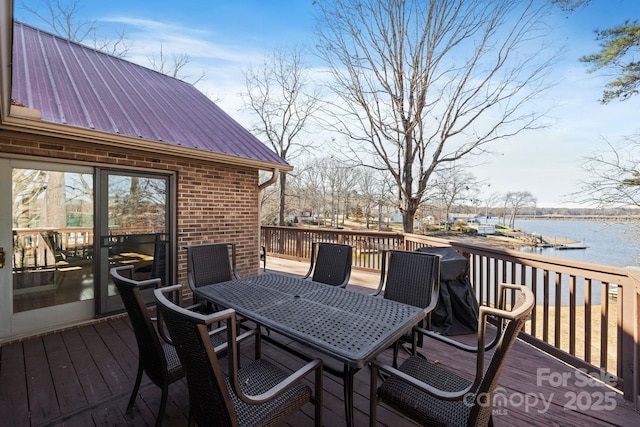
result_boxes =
[0,158,12,338]
[0,158,94,342]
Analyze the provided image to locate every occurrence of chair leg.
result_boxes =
[392,342,400,368]
[314,363,323,427]
[255,328,262,360]
[126,360,144,414]
[155,384,169,427]
[369,363,378,427]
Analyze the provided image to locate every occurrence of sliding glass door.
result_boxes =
[1,160,174,338]
[97,170,172,314]
[7,160,95,334]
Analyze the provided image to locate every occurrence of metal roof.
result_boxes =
[10,21,288,168]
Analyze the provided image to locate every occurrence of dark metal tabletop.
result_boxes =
[193,273,426,369]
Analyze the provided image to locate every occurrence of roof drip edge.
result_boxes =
[0,116,293,172]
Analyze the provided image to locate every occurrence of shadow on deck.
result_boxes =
[0,256,637,426]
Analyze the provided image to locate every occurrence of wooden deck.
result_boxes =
[0,256,638,426]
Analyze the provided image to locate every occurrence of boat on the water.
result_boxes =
[555,244,588,250]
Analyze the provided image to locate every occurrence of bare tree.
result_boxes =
[21,0,203,82]
[147,43,206,85]
[299,160,330,226]
[504,191,537,228]
[241,46,321,226]
[550,0,591,13]
[314,0,555,232]
[572,138,640,209]
[428,166,476,229]
[20,0,132,57]
[375,174,397,231]
[483,190,502,223]
[356,169,383,229]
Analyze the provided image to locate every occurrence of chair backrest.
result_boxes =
[380,250,440,312]
[186,243,238,291]
[154,286,238,426]
[110,265,167,386]
[150,233,168,286]
[468,283,535,425]
[308,242,353,287]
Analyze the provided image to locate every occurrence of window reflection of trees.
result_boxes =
[109,175,166,231]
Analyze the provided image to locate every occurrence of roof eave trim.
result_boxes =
[0,116,293,172]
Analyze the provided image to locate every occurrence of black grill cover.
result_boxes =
[416,246,479,335]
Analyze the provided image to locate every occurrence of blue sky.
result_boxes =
[15,0,640,208]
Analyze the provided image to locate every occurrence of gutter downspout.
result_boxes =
[258,168,278,190]
[257,168,279,271]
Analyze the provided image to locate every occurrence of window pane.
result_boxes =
[12,168,94,313]
[107,174,167,285]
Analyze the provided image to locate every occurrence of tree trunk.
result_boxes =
[402,198,419,233]
[43,172,66,229]
[278,171,287,226]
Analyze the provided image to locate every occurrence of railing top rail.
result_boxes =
[261,225,403,239]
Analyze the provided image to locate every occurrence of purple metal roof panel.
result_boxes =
[11,21,288,167]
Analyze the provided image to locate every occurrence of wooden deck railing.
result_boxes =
[261,225,640,408]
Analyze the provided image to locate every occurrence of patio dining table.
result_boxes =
[193,273,428,427]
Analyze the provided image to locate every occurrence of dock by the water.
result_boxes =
[503,231,587,249]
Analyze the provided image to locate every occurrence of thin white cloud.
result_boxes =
[101,15,262,63]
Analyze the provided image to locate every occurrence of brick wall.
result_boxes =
[0,130,262,298]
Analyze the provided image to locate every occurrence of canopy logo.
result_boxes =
[463,368,618,415]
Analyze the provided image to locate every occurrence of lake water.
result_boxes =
[476,218,639,305]
[507,219,640,268]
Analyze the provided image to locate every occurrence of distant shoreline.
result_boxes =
[425,231,575,250]
[515,215,640,222]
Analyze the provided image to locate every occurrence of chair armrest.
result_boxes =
[370,249,389,296]
[212,328,258,355]
[369,286,383,296]
[414,317,501,353]
[233,358,323,405]
[371,359,473,402]
[136,277,162,291]
[230,243,241,280]
[337,271,351,288]
[413,326,481,353]
[302,242,317,280]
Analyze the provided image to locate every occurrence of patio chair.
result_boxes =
[186,243,239,311]
[303,242,353,287]
[154,285,324,427]
[110,265,227,427]
[369,283,535,427]
[260,245,266,272]
[371,250,441,366]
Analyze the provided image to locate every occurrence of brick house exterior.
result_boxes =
[0,129,261,281]
[0,2,289,340]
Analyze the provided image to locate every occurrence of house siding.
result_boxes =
[0,130,261,301]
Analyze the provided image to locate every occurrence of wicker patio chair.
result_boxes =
[371,249,441,366]
[110,265,227,427]
[303,242,353,287]
[186,243,239,311]
[369,283,535,427]
[260,245,266,272]
[154,285,324,427]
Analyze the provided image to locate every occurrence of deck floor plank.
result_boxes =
[60,327,111,405]
[23,337,60,426]
[42,333,87,414]
[76,321,129,396]
[92,320,138,385]
[0,342,30,427]
[2,317,639,426]
[1,257,639,426]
